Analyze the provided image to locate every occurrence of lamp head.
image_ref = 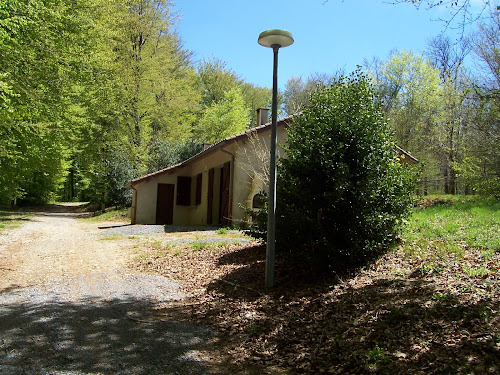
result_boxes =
[258,29,294,48]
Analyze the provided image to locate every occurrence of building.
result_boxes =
[126,109,417,226]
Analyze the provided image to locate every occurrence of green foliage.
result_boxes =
[0,0,91,205]
[239,196,268,241]
[216,227,229,235]
[276,70,417,268]
[147,138,203,173]
[196,87,248,143]
[103,148,137,207]
[197,57,271,127]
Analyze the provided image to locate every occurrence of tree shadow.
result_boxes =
[202,247,499,374]
[0,294,215,374]
[216,245,265,266]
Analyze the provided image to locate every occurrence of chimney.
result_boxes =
[256,108,270,127]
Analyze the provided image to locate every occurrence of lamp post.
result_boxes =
[258,29,294,288]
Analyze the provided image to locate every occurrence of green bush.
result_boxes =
[276,70,417,269]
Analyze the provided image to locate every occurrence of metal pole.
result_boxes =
[265,44,279,288]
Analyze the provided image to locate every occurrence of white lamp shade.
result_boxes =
[258,29,294,48]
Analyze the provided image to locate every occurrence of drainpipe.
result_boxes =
[219,146,234,223]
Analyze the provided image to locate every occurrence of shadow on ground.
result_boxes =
[0,295,214,374]
[201,247,499,374]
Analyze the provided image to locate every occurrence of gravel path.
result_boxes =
[0,212,216,374]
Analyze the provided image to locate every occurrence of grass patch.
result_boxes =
[99,234,122,241]
[190,241,208,252]
[82,209,129,222]
[0,211,32,233]
[402,195,500,258]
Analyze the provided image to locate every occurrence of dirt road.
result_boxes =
[0,209,215,374]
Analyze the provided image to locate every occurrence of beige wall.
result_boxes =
[131,124,288,226]
[231,125,288,224]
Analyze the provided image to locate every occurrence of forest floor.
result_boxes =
[1,199,499,374]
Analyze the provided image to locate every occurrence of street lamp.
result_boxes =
[258,29,294,288]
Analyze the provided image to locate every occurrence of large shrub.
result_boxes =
[276,71,416,269]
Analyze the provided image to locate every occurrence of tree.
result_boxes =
[195,87,248,143]
[392,0,496,33]
[426,35,472,194]
[0,0,94,205]
[197,57,272,126]
[276,70,416,270]
[147,138,202,173]
[458,5,500,195]
[99,0,200,170]
[372,50,443,193]
[281,72,341,115]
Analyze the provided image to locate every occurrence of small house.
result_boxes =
[126,109,417,226]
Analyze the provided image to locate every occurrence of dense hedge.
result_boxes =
[276,71,417,270]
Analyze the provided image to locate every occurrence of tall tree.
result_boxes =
[106,0,200,170]
[427,35,471,194]
[0,0,93,204]
[195,87,248,143]
[459,5,500,195]
[373,50,443,193]
[197,57,272,127]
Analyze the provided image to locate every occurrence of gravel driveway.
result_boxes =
[0,211,216,374]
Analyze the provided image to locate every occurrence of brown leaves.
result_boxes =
[132,240,499,374]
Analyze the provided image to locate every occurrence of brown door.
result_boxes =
[207,168,214,224]
[219,162,230,225]
[156,183,174,225]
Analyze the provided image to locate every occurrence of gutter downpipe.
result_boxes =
[219,146,235,224]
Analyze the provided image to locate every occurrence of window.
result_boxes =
[176,176,191,206]
[195,173,202,205]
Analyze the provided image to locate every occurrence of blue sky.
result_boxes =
[172,0,478,89]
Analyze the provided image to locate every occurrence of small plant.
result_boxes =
[432,292,452,301]
[191,241,208,252]
[151,240,162,248]
[216,227,229,235]
[366,345,390,365]
[420,263,445,276]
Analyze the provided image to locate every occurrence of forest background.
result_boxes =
[0,0,498,207]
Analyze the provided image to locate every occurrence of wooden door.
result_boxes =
[156,183,174,225]
[219,162,230,225]
[207,168,214,224]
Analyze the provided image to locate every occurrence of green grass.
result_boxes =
[0,211,32,233]
[216,227,229,235]
[82,209,129,222]
[402,195,500,258]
